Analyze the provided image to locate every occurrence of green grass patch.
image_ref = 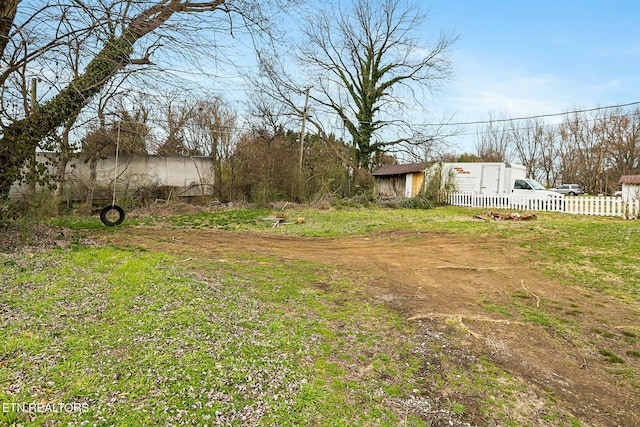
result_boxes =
[163,205,639,303]
[48,214,106,230]
[598,349,625,364]
[4,205,640,425]
[168,208,271,230]
[0,245,430,426]
[480,301,513,317]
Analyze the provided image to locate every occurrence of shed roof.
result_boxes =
[618,175,640,184]
[372,163,428,176]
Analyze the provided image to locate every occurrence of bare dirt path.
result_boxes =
[110,226,640,426]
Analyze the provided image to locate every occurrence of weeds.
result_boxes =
[599,349,625,364]
[0,246,436,426]
[2,204,639,426]
[168,208,270,229]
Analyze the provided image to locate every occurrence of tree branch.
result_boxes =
[0,0,228,196]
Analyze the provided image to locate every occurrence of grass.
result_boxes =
[598,349,625,364]
[167,208,271,230]
[2,204,639,426]
[123,204,640,301]
[48,214,106,230]
[0,245,435,426]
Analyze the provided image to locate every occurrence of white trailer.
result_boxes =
[441,162,527,194]
[437,162,563,210]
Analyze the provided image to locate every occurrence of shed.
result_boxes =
[372,163,428,199]
[618,175,640,201]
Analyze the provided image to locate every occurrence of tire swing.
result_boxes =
[100,124,125,226]
[100,204,125,226]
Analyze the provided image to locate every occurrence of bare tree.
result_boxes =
[0,0,289,200]
[468,107,640,192]
[474,113,511,162]
[234,99,298,203]
[258,0,456,172]
[558,111,604,193]
[151,94,239,201]
[155,96,199,156]
[189,99,238,201]
[509,118,556,185]
[302,132,353,198]
[599,107,640,193]
[538,131,560,187]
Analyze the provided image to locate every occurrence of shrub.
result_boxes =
[397,194,434,209]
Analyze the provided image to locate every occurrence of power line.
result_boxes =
[415,101,640,128]
[441,114,607,139]
[60,87,640,139]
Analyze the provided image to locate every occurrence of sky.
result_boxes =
[12,1,639,158]
[423,0,640,153]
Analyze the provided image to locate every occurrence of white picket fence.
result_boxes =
[448,192,640,218]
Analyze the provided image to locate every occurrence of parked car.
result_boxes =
[552,184,584,196]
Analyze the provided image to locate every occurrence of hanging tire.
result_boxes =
[100,205,125,226]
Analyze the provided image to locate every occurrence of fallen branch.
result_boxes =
[407,312,526,339]
[613,325,640,331]
[474,212,538,221]
[430,265,513,271]
[456,314,482,339]
[558,332,588,369]
[521,280,540,307]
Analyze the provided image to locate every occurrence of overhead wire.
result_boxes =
[412,101,640,128]
[404,101,640,141]
[57,80,640,146]
[77,98,640,137]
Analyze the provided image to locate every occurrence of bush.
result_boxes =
[333,191,377,209]
[1,191,66,222]
[377,194,434,210]
[423,163,456,205]
[398,194,434,209]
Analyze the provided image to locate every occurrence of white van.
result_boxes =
[512,178,564,209]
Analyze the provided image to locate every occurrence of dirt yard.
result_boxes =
[107,226,638,426]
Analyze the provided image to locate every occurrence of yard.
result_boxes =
[1,205,639,426]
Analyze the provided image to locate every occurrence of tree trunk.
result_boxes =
[0,151,14,202]
[53,114,79,211]
[53,154,70,212]
[0,0,18,58]
[84,157,99,214]
[0,0,226,199]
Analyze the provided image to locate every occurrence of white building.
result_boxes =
[618,175,640,202]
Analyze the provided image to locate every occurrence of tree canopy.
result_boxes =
[0,0,282,198]
[258,0,457,171]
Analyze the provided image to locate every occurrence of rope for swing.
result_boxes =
[112,123,120,208]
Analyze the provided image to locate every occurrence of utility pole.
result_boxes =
[298,86,311,198]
